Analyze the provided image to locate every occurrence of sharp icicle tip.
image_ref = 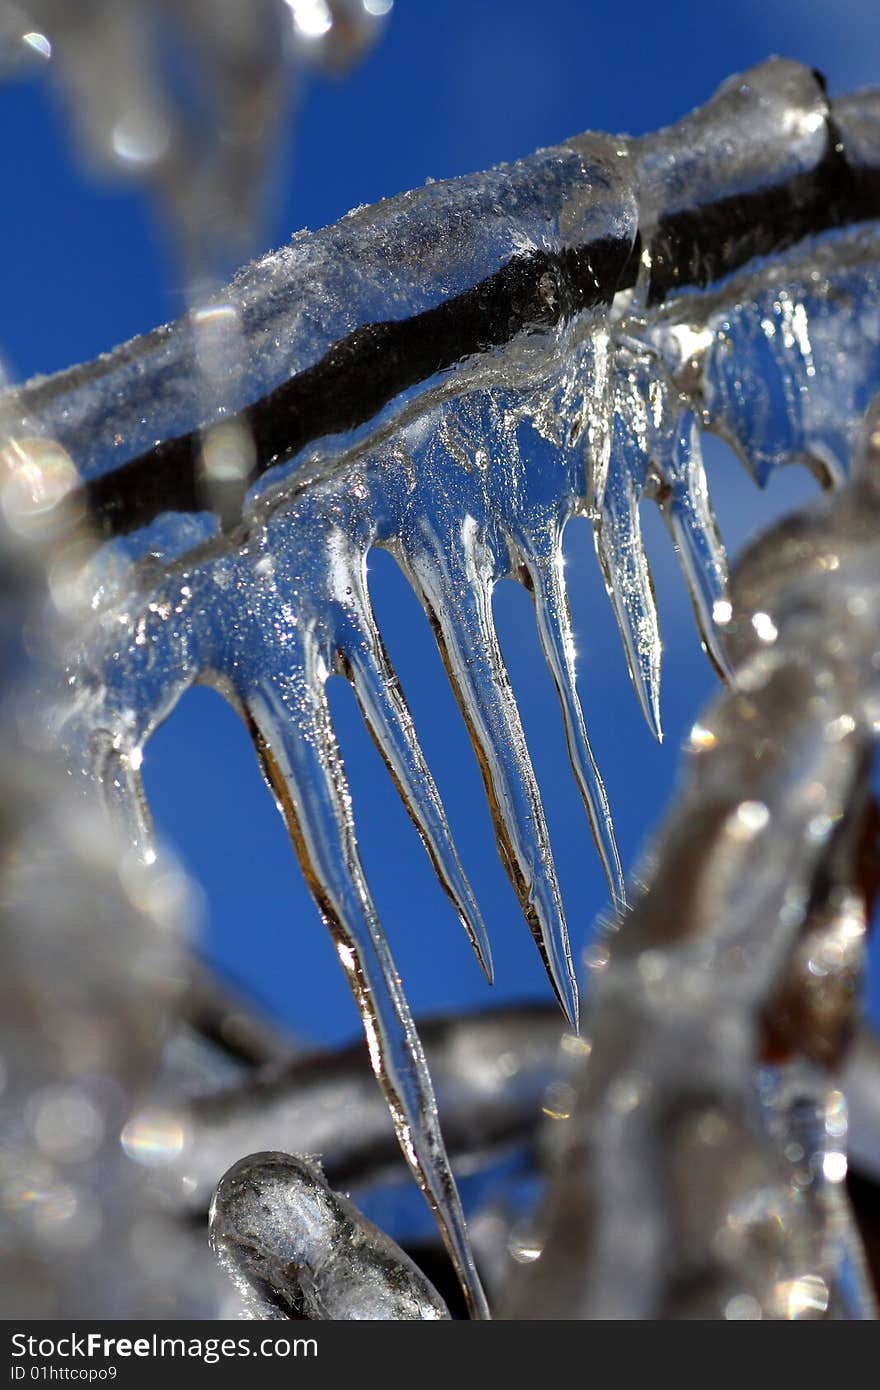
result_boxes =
[336,543,494,982]
[657,412,732,680]
[524,541,626,910]
[402,527,579,1030]
[239,641,489,1319]
[596,466,664,743]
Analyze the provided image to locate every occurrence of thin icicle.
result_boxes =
[239,639,489,1319]
[330,533,493,981]
[520,534,625,910]
[654,411,730,678]
[210,1152,451,1320]
[400,516,578,1029]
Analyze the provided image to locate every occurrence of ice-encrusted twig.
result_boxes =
[503,403,880,1319]
[210,1151,451,1320]
[4,58,880,1315]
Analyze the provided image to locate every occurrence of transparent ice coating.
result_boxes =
[502,405,880,1319]
[4,58,880,1314]
[210,1151,451,1320]
[18,136,635,496]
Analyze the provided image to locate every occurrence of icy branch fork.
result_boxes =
[6,59,880,1313]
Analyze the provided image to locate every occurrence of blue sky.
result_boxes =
[1,0,877,1041]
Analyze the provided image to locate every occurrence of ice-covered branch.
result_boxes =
[3,54,880,1316]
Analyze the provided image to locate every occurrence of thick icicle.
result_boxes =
[210,1152,451,1320]
[239,641,489,1318]
[9,0,389,287]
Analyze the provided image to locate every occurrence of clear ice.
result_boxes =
[210,1151,451,1319]
[503,401,880,1318]
[2,54,880,1314]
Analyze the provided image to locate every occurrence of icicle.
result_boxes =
[238,635,489,1319]
[167,1002,565,1216]
[505,404,880,1320]
[653,410,730,678]
[518,533,625,909]
[400,515,578,1029]
[595,438,663,742]
[88,734,157,864]
[14,55,880,1320]
[328,530,493,981]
